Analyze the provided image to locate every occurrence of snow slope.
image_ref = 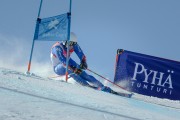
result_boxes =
[0,67,180,120]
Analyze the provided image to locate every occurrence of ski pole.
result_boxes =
[87,68,130,92]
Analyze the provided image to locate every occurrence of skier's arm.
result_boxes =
[73,44,88,69]
[73,44,86,62]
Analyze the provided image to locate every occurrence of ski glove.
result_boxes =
[74,68,82,75]
[80,61,88,70]
[70,65,83,75]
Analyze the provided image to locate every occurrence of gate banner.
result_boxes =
[114,49,180,100]
[34,13,70,41]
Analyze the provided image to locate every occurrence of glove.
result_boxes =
[80,61,88,70]
[69,65,83,75]
[74,68,82,75]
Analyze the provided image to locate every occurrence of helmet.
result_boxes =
[70,32,77,42]
[62,32,77,46]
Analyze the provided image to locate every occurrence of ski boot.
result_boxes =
[101,86,114,93]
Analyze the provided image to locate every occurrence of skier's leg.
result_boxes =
[80,71,104,88]
[54,64,66,75]
[80,71,115,93]
[54,64,74,75]
[69,73,91,86]
[54,64,90,86]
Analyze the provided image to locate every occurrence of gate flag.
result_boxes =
[34,13,70,41]
[114,49,180,100]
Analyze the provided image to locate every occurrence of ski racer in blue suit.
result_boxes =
[50,32,112,92]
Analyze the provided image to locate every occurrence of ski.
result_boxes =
[110,90,133,98]
[87,85,133,98]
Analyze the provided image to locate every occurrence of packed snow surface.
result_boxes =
[0,67,180,120]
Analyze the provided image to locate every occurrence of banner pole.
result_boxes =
[37,0,43,18]
[27,0,43,72]
[69,0,72,12]
[65,0,72,82]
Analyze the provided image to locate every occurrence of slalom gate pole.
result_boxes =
[65,0,72,82]
[87,68,131,92]
[65,41,70,82]
[27,0,43,72]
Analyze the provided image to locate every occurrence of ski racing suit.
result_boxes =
[51,42,106,89]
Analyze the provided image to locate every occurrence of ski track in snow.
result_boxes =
[0,67,180,120]
[0,87,139,120]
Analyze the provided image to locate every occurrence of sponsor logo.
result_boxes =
[48,19,60,29]
[131,62,173,95]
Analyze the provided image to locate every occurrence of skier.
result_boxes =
[50,32,113,93]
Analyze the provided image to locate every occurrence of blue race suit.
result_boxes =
[51,42,104,88]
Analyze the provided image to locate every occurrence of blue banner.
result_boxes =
[114,49,180,100]
[34,13,70,41]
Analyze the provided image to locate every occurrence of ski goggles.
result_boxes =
[70,41,77,46]
[65,41,77,46]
